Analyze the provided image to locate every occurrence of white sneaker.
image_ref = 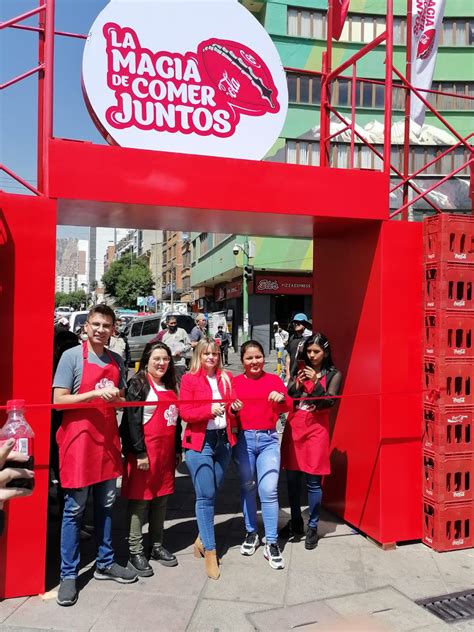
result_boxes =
[240,532,259,556]
[263,543,285,569]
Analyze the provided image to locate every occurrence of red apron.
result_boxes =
[281,376,331,476]
[57,342,123,488]
[121,379,178,501]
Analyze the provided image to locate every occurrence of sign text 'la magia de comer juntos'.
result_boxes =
[104,23,280,137]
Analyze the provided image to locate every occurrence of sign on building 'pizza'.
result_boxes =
[82,0,288,160]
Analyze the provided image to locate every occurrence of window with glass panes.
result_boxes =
[287,72,473,111]
[287,8,473,46]
[286,140,471,175]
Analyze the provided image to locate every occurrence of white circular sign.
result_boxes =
[82,0,288,160]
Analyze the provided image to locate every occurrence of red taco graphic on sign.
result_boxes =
[416,28,436,59]
[198,39,280,115]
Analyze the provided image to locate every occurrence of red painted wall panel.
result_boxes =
[0,193,57,598]
[315,221,423,544]
[48,139,389,234]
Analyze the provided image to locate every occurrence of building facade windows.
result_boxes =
[286,140,471,176]
[287,8,473,47]
[287,72,474,112]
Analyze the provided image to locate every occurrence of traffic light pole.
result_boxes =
[242,235,249,342]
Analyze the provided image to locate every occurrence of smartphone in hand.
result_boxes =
[297,360,306,373]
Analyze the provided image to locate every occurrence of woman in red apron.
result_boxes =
[120,341,182,577]
[281,333,342,550]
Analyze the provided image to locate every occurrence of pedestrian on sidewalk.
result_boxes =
[273,321,289,380]
[215,324,231,366]
[53,305,137,607]
[189,313,208,348]
[285,314,312,380]
[179,339,243,580]
[233,341,289,570]
[280,333,342,550]
[120,341,182,577]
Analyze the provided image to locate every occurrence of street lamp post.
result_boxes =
[234,237,254,343]
[242,236,250,342]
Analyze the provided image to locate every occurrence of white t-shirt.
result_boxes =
[143,383,167,425]
[206,376,226,430]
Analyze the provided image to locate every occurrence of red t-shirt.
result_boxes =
[234,372,289,431]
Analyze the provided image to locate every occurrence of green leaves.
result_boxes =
[102,254,154,309]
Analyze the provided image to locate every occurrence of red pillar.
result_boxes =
[314,220,423,544]
[0,192,57,597]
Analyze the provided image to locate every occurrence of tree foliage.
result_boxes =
[55,290,88,310]
[102,254,154,309]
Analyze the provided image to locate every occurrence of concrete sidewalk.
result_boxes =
[1,461,473,632]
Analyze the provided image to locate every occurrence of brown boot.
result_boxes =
[204,550,220,580]
[193,536,204,559]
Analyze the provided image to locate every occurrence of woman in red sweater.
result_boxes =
[233,341,289,570]
[180,339,242,580]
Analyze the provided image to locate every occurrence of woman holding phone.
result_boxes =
[180,339,243,580]
[280,333,342,550]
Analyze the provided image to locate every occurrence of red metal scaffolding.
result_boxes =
[0,0,473,216]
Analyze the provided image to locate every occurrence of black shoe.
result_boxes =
[150,544,178,567]
[279,518,305,540]
[128,553,154,577]
[94,562,138,583]
[57,578,78,607]
[305,527,319,550]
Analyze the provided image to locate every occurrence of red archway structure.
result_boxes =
[3,0,470,598]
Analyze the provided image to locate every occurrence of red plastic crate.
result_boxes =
[424,358,472,406]
[423,450,472,502]
[423,214,474,265]
[424,311,473,359]
[423,404,473,454]
[423,500,473,552]
[424,263,474,311]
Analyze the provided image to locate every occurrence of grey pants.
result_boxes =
[127,495,169,555]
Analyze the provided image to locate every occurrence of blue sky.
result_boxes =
[1,0,108,197]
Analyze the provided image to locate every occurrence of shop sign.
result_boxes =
[82,0,288,160]
[215,286,226,302]
[254,274,313,295]
[226,280,242,298]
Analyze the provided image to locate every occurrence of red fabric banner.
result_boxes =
[332,0,350,41]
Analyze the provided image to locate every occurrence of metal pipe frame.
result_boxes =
[390,159,474,219]
[1,0,472,217]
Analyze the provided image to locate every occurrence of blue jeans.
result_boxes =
[60,479,117,579]
[286,470,323,529]
[185,430,231,551]
[233,430,280,543]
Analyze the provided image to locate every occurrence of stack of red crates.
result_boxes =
[422,214,474,552]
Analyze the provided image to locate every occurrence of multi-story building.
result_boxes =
[56,237,89,294]
[162,231,191,306]
[56,276,78,294]
[190,0,473,350]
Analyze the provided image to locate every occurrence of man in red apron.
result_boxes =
[53,305,137,606]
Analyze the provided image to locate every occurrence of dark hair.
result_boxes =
[296,333,335,373]
[53,330,80,372]
[137,341,178,393]
[240,340,265,361]
[88,304,116,324]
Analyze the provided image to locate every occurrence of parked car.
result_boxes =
[67,311,89,333]
[127,313,195,364]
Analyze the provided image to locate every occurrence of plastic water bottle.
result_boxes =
[0,399,35,490]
